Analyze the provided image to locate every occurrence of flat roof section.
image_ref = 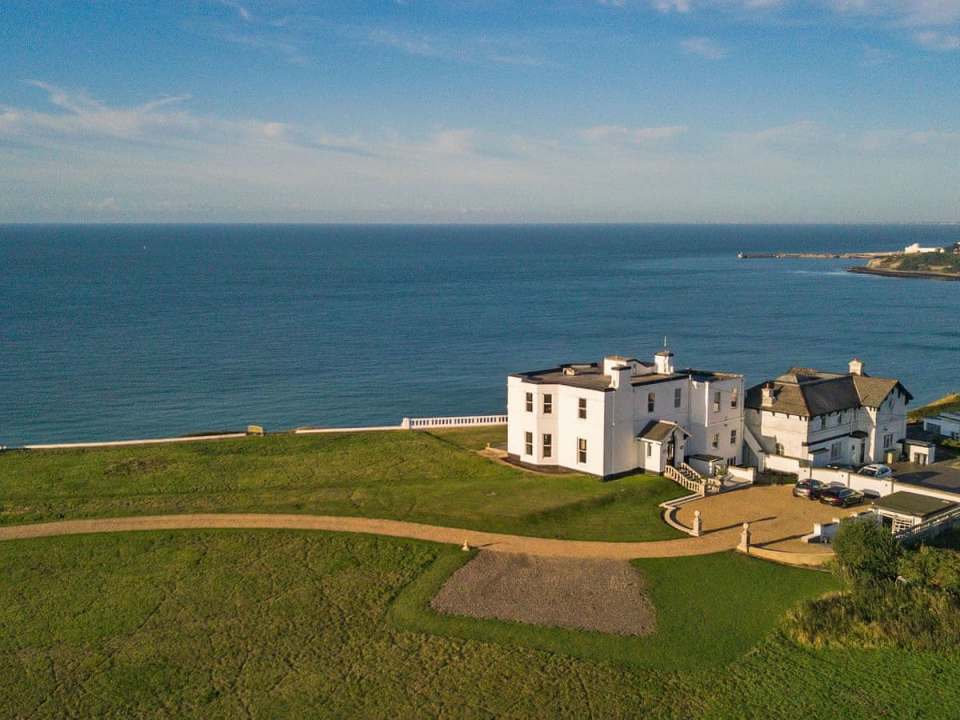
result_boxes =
[873,491,956,519]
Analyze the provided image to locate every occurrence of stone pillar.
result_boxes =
[693,510,702,538]
[461,539,471,552]
[738,522,751,552]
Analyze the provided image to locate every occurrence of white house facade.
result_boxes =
[743,359,912,470]
[507,350,744,478]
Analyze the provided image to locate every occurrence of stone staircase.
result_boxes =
[665,463,708,495]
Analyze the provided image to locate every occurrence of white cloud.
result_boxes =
[2,87,958,223]
[913,30,960,49]
[825,0,960,25]
[580,125,687,145]
[367,29,442,57]
[653,0,692,11]
[215,0,253,22]
[860,44,897,66]
[680,37,728,59]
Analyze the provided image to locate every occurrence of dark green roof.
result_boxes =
[874,491,956,519]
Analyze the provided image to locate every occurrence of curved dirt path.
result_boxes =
[0,513,740,559]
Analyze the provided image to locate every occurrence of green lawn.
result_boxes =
[0,428,683,541]
[392,547,837,671]
[3,530,958,719]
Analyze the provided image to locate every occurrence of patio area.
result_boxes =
[675,484,856,556]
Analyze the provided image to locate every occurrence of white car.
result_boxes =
[858,463,893,479]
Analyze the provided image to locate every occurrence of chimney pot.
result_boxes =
[849,358,864,376]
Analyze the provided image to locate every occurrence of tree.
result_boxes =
[832,520,901,587]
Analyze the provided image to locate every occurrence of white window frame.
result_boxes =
[542,433,552,458]
[577,437,587,464]
[543,393,552,414]
[524,431,533,456]
[578,397,587,420]
[674,387,682,408]
[525,392,533,413]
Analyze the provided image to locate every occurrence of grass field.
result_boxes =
[908,392,960,421]
[0,427,683,541]
[3,529,958,719]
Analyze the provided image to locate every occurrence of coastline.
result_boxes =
[847,266,960,281]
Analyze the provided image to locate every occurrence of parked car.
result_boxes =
[858,463,893,479]
[819,487,865,508]
[793,479,828,499]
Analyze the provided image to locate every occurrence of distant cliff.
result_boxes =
[848,251,960,281]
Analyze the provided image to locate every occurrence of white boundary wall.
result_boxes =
[403,415,507,429]
[23,433,248,450]
[17,415,508,449]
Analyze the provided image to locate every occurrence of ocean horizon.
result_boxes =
[3,223,958,446]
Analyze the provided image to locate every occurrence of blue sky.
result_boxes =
[1,1,958,222]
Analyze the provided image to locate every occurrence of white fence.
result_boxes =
[402,415,507,430]
[896,505,960,545]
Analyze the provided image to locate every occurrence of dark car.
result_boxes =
[819,487,864,508]
[793,479,827,499]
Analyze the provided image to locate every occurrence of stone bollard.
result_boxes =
[738,522,751,552]
[693,510,703,538]
[461,539,471,552]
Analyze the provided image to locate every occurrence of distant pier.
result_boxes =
[737,251,898,260]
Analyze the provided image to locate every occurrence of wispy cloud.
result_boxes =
[860,44,897,66]
[366,29,444,57]
[580,124,687,144]
[4,85,958,223]
[913,30,960,50]
[215,0,252,23]
[680,36,728,59]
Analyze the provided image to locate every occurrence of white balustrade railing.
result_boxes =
[665,465,705,495]
[896,505,960,545]
[402,415,508,430]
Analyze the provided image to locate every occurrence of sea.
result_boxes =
[2,224,958,446]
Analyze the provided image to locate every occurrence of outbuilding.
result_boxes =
[872,491,957,534]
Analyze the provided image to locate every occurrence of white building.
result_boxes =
[904,243,944,254]
[743,359,912,470]
[923,412,960,440]
[507,350,744,478]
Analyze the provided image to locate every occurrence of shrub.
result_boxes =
[832,519,901,587]
[899,545,960,597]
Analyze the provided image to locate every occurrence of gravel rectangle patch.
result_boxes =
[430,551,655,636]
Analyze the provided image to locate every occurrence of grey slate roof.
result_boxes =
[637,420,687,442]
[744,366,912,418]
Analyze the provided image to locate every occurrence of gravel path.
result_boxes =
[0,513,740,559]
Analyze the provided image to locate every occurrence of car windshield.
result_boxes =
[862,468,876,476]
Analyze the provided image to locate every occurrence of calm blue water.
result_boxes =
[2,224,958,446]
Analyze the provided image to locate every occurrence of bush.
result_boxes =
[832,520,901,587]
[899,545,960,597]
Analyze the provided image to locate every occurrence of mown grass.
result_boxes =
[0,428,683,541]
[3,530,958,719]
[391,549,838,671]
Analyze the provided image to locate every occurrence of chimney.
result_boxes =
[848,358,864,376]
[761,382,776,408]
[654,350,675,375]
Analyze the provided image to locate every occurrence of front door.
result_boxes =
[858,443,865,465]
[666,436,676,466]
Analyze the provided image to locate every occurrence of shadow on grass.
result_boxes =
[387,548,839,672]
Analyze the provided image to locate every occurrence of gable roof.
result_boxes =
[637,420,689,442]
[745,366,912,418]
